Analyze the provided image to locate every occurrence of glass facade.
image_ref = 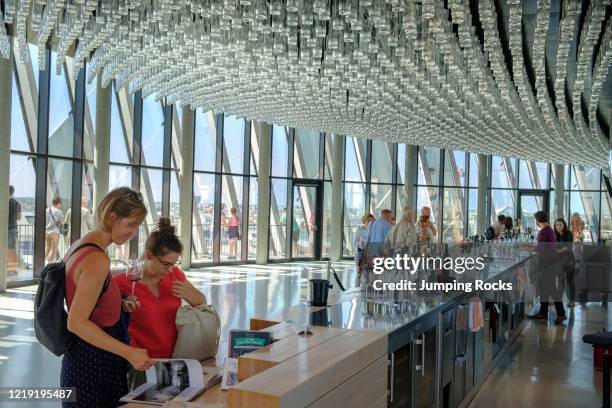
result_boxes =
[4,39,611,286]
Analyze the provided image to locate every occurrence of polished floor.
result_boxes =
[0,261,610,407]
[469,305,612,408]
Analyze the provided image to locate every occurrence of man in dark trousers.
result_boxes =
[8,185,21,275]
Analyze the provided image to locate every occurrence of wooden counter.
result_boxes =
[228,330,388,408]
[121,323,386,408]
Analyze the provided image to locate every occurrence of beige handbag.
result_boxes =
[172,303,221,361]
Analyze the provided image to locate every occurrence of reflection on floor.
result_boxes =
[0,260,357,406]
[468,305,612,408]
[1,261,610,408]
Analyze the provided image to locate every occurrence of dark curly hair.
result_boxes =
[145,217,183,256]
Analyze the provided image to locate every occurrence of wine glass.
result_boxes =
[126,258,144,298]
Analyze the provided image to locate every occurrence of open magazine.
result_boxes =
[120,359,221,406]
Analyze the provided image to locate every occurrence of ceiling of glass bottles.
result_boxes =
[0,0,610,169]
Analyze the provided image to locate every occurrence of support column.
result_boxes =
[256,122,272,264]
[476,154,489,235]
[179,108,195,269]
[554,163,565,220]
[93,76,111,212]
[330,134,345,261]
[0,55,13,292]
[403,145,417,209]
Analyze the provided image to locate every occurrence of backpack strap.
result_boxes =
[66,242,110,294]
[66,242,104,262]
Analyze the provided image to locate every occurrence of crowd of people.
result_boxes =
[353,206,438,286]
[354,204,585,326]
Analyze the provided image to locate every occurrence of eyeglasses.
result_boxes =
[155,256,181,269]
[123,189,144,202]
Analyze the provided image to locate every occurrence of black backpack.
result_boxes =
[34,242,107,356]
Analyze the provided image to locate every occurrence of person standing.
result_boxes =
[45,196,65,263]
[227,207,240,259]
[353,213,374,287]
[61,187,154,407]
[386,207,417,249]
[65,196,95,241]
[555,218,575,307]
[527,211,566,324]
[416,206,437,241]
[570,213,584,241]
[365,209,393,255]
[7,185,21,274]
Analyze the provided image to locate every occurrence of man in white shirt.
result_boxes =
[65,196,95,240]
[386,207,417,249]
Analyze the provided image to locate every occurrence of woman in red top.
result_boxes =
[114,217,205,385]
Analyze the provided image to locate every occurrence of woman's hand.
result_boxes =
[126,347,154,371]
[121,296,141,313]
[171,280,191,300]
[172,280,206,306]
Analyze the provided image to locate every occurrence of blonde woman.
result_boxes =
[570,213,584,241]
[61,187,154,407]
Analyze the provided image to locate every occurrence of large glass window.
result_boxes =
[324,134,334,180]
[7,154,36,282]
[222,115,245,175]
[444,150,466,187]
[194,110,216,172]
[371,140,393,184]
[83,64,96,161]
[110,84,133,164]
[141,95,165,167]
[293,129,321,179]
[397,144,406,185]
[192,173,216,262]
[11,42,38,153]
[343,182,366,256]
[571,166,601,190]
[345,136,367,182]
[519,160,549,189]
[247,178,258,260]
[271,125,289,177]
[491,156,516,188]
[48,53,74,157]
[269,179,288,259]
[418,147,441,185]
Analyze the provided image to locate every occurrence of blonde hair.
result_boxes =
[96,187,147,232]
[361,213,375,224]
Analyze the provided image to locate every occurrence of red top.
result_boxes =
[114,267,186,358]
[65,247,121,328]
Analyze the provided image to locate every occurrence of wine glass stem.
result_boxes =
[131,281,135,297]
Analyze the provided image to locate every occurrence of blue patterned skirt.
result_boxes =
[60,322,129,407]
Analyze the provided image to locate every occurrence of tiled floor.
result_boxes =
[0,261,610,407]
